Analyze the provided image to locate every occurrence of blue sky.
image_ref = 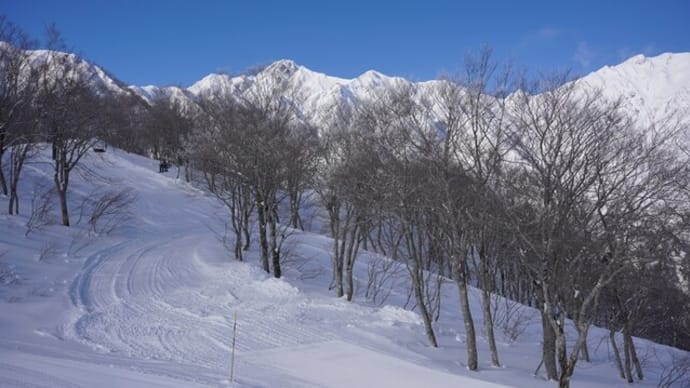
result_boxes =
[4,0,689,86]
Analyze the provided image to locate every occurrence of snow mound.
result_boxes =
[374,305,422,327]
[252,277,300,299]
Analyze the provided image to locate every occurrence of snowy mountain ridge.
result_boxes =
[11,43,689,129]
[131,53,690,129]
[578,52,690,127]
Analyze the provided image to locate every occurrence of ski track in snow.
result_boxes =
[64,228,337,371]
[52,154,345,385]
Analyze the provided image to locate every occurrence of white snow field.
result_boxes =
[0,148,687,387]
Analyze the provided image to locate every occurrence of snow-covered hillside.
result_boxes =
[1,147,687,387]
[578,52,690,127]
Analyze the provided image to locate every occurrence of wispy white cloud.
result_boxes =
[573,41,593,68]
[516,26,562,49]
[641,43,657,56]
[617,43,657,61]
[536,27,561,40]
[617,46,633,61]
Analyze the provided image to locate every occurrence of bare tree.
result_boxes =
[188,101,254,261]
[432,47,513,368]
[25,181,56,236]
[143,92,192,176]
[101,91,151,155]
[656,351,690,388]
[367,84,448,348]
[0,17,39,214]
[192,79,306,278]
[316,102,381,301]
[283,121,320,230]
[313,121,349,298]
[76,188,137,235]
[505,71,686,387]
[34,28,105,226]
[239,86,294,278]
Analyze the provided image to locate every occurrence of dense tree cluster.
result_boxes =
[184,49,689,388]
[1,17,688,388]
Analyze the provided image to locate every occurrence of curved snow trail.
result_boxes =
[59,154,338,383]
[67,235,236,366]
[6,151,449,387]
[65,230,335,366]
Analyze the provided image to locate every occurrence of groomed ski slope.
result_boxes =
[0,148,685,387]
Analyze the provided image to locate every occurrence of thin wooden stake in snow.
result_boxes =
[230,311,238,384]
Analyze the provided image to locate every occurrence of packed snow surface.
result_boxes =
[0,148,687,387]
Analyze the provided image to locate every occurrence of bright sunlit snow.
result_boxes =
[0,147,687,388]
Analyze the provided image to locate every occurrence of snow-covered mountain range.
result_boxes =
[126,53,690,129]
[20,45,690,131]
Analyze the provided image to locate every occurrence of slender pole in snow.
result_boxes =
[230,311,238,384]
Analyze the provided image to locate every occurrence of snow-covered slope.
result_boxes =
[1,147,688,387]
[19,47,129,99]
[578,52,690,127]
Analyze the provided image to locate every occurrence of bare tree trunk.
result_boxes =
[328,202,344,297]
[0,168,7,195]
[269,216,281,278]
[242,190,252,250]
[344,223,360,301]
[556,319,571,388]
[577,324,591,362]
[8,145,30,215]
[58,188,69,226]
[482,286,500,367]
[452,252,478,370]
[557,318,593,388]
[289,192,302,230]
[537,282,558,380]
[541,311,558,380]
[609,330,625,379]
[623,328,634,383]
[233,225,243,261]
[479,247,500,367]
[9,190,18,215]
[457,275,479,370]
[625,330,644,380]
[360,222,369,251]
[55,156,71,227]
[405,226,438,347]
[333,246,344,298]
[413,262,438,348]
[256,197,270,273]
[0,148,7,195]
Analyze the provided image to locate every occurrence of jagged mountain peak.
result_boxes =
[264,58,300,76]
[188,72,236,96]
[578,51,690,126]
